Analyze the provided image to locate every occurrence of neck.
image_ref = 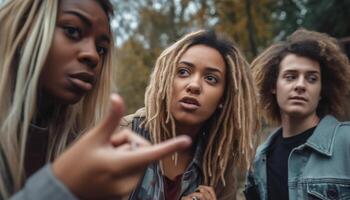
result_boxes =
[161,123,203,179]
[175,122,203,140]
[280,113,319,138]
[34,92,64,127]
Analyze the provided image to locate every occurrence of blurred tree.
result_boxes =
[115,38,151,113]
[113,0,276,113]
[212,0,274,58]
[274,0,350,39]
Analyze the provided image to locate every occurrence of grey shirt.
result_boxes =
[11,164,77,200]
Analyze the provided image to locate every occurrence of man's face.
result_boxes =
[273,53,321,119]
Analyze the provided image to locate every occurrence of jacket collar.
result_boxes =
[255,128,280,157]
[304,115,338,157]
[256,115,338,158]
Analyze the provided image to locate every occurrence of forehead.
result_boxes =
[279,53,321,73]
[58,0,110,30]
[179,44,226,72]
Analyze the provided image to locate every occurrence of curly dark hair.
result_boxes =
[252,28,350,125]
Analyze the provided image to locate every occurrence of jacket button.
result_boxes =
[326,188,338,199]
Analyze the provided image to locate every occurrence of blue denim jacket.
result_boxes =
[121,114,205,200]
[244,115,350,200]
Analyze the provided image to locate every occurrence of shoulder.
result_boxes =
[119,108,151,140]
[334,120,350,142]
[119,107,146,128]
[255,127,281,158]
[322,115,350,137]
[319,115,350,148]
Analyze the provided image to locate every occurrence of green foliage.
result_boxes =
[113,0,276,113]
[274,0,350,38]
[112,0,350,114]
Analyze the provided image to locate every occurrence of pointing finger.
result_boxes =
[94,94,125,140]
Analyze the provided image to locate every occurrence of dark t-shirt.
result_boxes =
[267,127,315,200]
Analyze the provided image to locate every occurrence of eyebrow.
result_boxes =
[179,61,224,75]
[64,10,92,27]
[63,10,111,43]
[283,69,320,74]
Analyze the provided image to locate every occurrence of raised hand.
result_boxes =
[52,94,191,199]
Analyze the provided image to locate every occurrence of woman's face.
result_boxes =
[170,44,226,129]
[39,0,110,105]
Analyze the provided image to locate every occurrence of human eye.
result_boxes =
[63,26,82,40]
[205,74,219,85]
[177,67,190,77]
[284,73,296,81]
[307,74,318,83]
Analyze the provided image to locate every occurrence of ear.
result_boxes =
[217,98,224,110]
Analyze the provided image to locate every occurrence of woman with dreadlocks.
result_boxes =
[122,30,259,200]
[0,0,191,199]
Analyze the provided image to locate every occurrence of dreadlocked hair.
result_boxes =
[144,30,259,190]
[252,28,350,125]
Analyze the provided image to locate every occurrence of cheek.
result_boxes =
[208,87,224,108]
[172,78,185,96]
[311,86,322,104]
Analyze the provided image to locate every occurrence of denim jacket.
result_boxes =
[244,115,350,200]
[121,110,205,200]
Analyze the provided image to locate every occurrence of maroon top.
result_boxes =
[163,174,183,200]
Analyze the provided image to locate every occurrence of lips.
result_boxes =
[179,96,201,111]
[68,72,95,92]
[289,96,308,102]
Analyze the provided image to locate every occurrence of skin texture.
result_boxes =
[163,44,225,199]
[39,0,110,104]
[181,185,217,200]
[273,53,321,137]
[170,44,226,135]
[53,94,192,199]
[43,0,192,198]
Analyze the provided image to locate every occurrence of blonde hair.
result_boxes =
[252,28,350,125]
[0,0,115,197]
[144,30,259,195]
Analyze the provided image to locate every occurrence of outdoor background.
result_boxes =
[1,0,350,198]
[109,0,350,115]
[1,0,349,115]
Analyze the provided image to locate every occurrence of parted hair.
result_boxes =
[144,30,259,195]
[0,0,115,198]
[252,28,350,125]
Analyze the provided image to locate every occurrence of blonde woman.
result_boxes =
[0,0,191,199]
[122,30,259,200]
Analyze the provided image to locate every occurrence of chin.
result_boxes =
[287,110,311,118]
[55,93,85,105]
[175,116,206,126]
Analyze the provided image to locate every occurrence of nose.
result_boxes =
[294,77,306,93]
[186,75,201,95]
[78,39,99,69]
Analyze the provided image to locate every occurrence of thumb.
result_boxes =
[94,94,125,139]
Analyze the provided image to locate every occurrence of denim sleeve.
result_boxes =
[10,164,77,200]
[243,171,261,200]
